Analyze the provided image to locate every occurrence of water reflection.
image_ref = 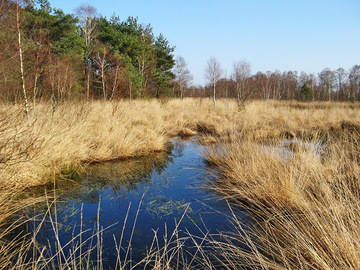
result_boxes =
[261,139,324,160]
[22,137,247,268]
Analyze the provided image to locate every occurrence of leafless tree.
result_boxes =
[232,60,251,107]
[75,4,98,100]
[335,67,347,93]
[174,56,193,99]
[309,73,316,101]
[319,68,336,101]
[16,0,29,122]
[205,57,222,108]
[94,45,109,99]
[75,4,97,48]
[271,70,281,100]
[349,65,360,100]
[298,72,309,89]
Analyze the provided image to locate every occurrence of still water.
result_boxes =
[26,137,247,268]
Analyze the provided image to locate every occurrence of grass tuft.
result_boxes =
[1,99,360,269]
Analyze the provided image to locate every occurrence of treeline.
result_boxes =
[1,0,359,106]
[0,0,175,104]
[194,59,360,103]
[191,58,360,106]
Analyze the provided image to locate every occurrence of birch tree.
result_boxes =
[335,67,347,100]
[75,4,97,100]
[16,0,29,121]
[93,45,109,99]
[205,57,222,108]
[174,56,193,99]
[232,60,251,107]
[349,65,360,101]
[319,68,336,101]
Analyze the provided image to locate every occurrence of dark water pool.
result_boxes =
[24,138,248,268]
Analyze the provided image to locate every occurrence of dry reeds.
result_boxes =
[1,99,359,188]
[1,98,360,269]
[205,124,360,269]
[0,193,214,270]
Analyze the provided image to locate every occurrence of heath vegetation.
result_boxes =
[1,0,360,268]
[0,98,359,269]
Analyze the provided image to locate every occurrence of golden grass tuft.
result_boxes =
[1,98,360,269]
[198,135,217,145]
[205,127,360,269]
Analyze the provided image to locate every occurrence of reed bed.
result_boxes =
[205,116,360,269]
[0,193,213,270]
[1,98,359,188]
[1,98,360,269]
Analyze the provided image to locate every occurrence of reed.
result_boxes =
[1,99,359,188]
[205,123,360,269]
[0,193,214,270]
[1,98,360,269]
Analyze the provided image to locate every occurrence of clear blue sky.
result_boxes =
[49,0,360,85]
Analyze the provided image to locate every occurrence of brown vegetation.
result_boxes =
[1,98,360,269]
[1,98,359,189]
[205,101,360,269]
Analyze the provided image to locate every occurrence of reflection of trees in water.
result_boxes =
[86,147,174,188]
[13,139,194,250]
[12,142,175,229]
[20,138,202,229]
[8,138,248,268]
[7,148,176,259]
[56,143,175,205]
[172,138,186,157]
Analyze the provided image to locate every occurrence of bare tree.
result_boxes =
[335,67,347,100]
[16,0,29,122]
[349,65,360,100]
[232,60,251,107]
[309,73,316,101]
[94,45,109,100]
[174,56,193,99]
[75,4,98,100]
[75,4,97,48]
[319,68,336,101]
[205,57,222,108]
[282,71,298,100]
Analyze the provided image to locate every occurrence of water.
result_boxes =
[261,139,324,160]
[24,137,248,268]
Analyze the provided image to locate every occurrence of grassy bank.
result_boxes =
[2,99,359,188]
[1,99,360,269]
[205,104,360,269]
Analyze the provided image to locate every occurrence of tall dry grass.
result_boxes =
[1,99,359,188]
[1,100,167,188]
[0,194,215,270]
[205,115,360,269]
[1,98,360,269]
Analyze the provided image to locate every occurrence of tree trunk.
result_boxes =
[16,4,30,122]
[213,82,216,108]
[86,67,91,100]
[236,83,241,107]
[33,73,39,109]
[110,66,118,100]
[101,65,106,99]
[138,58,146,96]
[180,83,183,99]
[129,81,132,102]
[311,80,315,101]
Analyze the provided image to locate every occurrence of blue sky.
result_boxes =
[49,0,360,85]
